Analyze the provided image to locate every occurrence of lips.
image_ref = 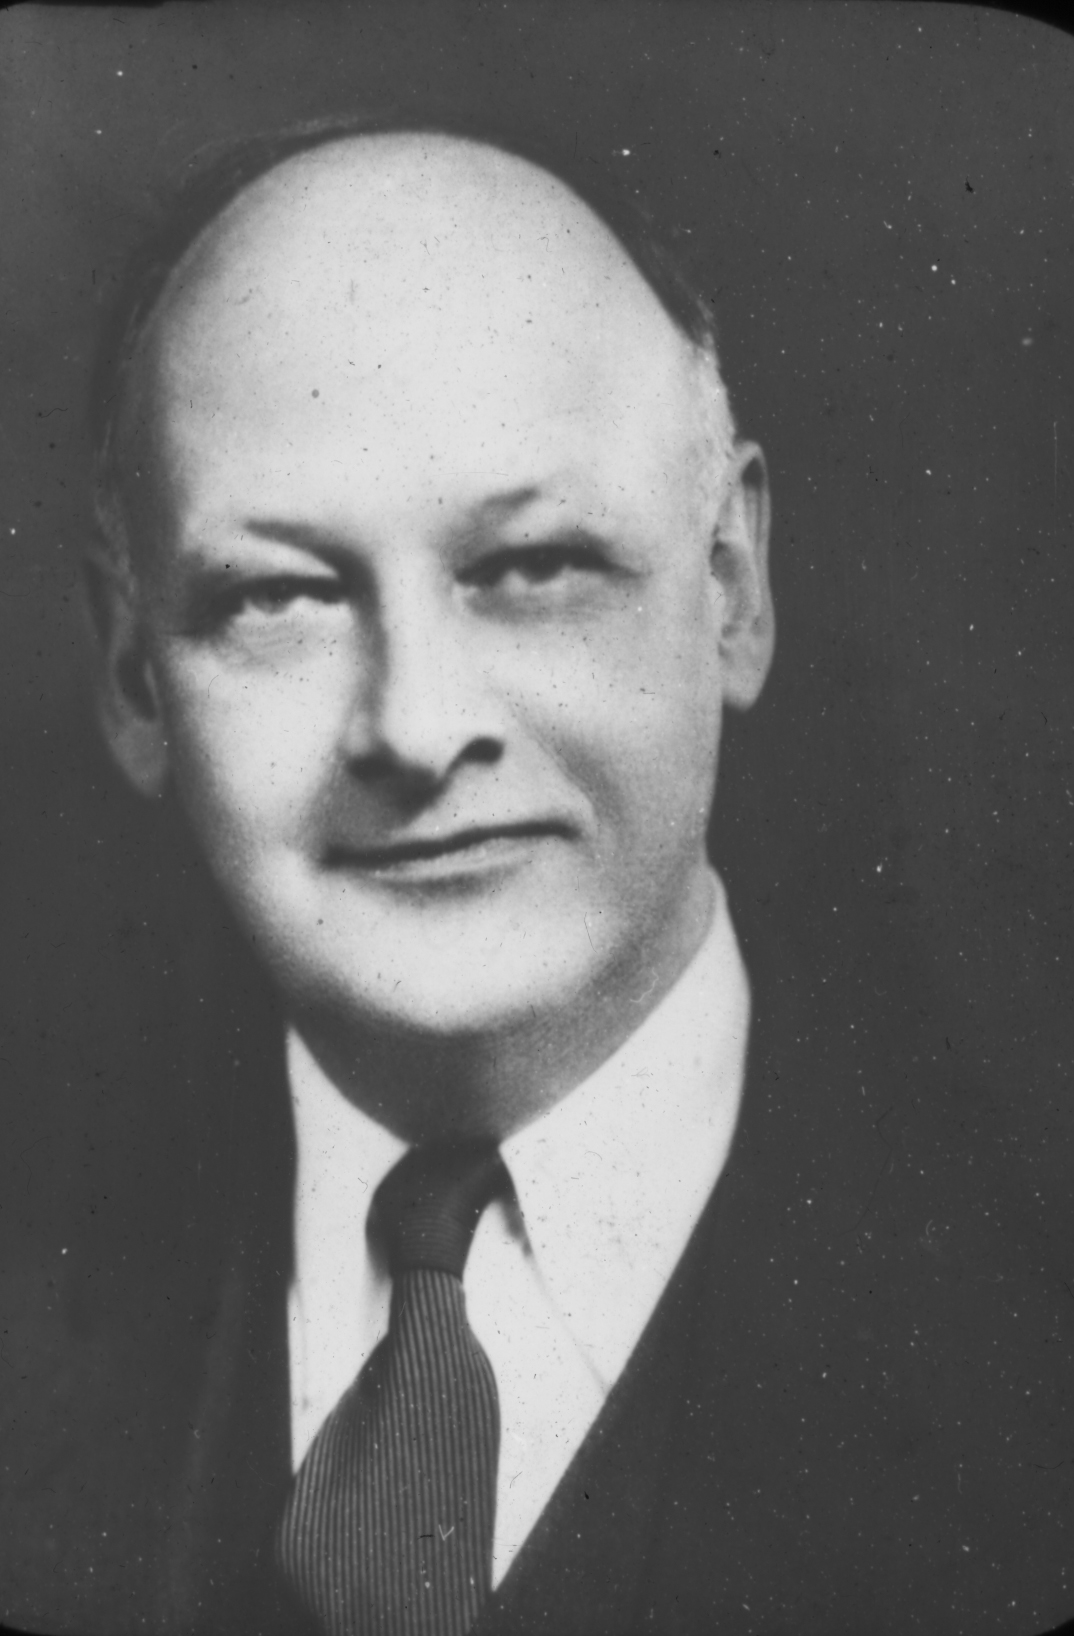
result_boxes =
[324,820,572,870]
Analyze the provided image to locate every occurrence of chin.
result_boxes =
[276,900,615,1044]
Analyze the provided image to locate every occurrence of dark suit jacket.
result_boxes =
[2,731,1072,1635]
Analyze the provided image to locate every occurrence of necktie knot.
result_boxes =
[372,1139,509,1281]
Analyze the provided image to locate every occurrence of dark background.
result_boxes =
[1,0,1072,1196]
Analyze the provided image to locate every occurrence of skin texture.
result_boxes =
[93,133,774,1140]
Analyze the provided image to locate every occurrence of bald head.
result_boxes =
[96,130,736,579]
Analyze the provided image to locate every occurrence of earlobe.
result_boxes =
[84,550,171,798]
[710,441,775,711]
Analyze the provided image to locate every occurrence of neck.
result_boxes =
[293,874,718,1145]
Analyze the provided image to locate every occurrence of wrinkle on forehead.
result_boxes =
[125,133,736,555]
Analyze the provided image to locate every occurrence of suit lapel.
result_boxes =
[155,895,308,1633]
[161,1203,296,1632]
[472,908,793,1635]
[473,1145,743,1635]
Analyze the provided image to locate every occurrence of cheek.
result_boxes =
[157,648,350,851]
[491,596,722,836]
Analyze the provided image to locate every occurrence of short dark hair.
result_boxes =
[90,101,727,572]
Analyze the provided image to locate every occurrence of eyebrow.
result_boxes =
[237,486,549,551]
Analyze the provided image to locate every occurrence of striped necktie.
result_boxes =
[277,1139,509,1636]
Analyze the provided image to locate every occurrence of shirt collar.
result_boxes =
[501,871,749,1386]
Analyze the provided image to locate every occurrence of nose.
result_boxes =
[342,581,505,795]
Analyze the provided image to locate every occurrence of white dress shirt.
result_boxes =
[286,871,750,1587]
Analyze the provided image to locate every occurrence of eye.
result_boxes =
[218,574,345,622]
[463,542,606,592]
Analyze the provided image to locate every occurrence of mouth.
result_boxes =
[324,821,572,876]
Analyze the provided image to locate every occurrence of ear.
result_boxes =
[709,440,775,711]
[83,548,170,798]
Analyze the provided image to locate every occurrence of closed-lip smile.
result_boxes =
[325,821,571,872]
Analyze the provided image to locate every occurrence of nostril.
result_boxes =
[465,737,503,767]
[347,754,442,822]
[348,745,411,784]
[350,734,502,782]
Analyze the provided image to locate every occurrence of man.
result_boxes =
[1,113,1071,1636]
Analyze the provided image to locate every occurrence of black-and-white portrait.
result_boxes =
[2,5,1072,1633]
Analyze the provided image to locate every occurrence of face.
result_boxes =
[109,137,769,1069]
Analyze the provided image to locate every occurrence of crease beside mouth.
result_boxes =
[325,822,566,867]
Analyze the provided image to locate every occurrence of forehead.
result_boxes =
[139,135,720,532]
